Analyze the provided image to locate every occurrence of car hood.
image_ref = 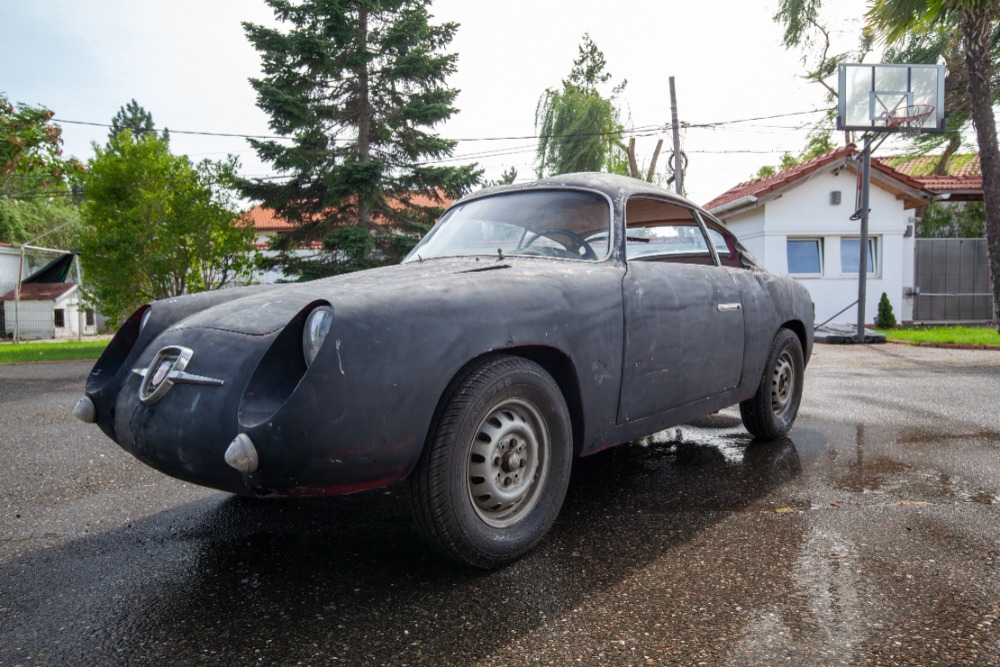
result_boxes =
[167,257,593,335]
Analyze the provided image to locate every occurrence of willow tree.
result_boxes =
[241,0,481,278]
[867,0,1000,329]
[535,34,627,177]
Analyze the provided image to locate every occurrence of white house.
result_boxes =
[0,242,21,288]
[0,282,97,340]
[704,145,931,326]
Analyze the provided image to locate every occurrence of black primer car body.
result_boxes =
[76,172,813,568]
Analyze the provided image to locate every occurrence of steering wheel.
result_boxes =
[524,228,598,260]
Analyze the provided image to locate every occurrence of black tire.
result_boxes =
[409,355,573,568]
[740,328,804,440]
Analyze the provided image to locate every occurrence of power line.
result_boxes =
[54,118,289,141]
[53,108,833,145]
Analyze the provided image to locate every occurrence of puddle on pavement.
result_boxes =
[586,415,998,510]
[564,413,827,515]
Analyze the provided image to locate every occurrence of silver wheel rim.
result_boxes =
[770,349,795,419]
[466,398,550,528]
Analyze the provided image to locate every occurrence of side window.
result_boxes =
[701,218,741,268]
[625,197,713,265]
[702,215,764,270]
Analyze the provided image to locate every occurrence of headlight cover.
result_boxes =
[302,305,333,367]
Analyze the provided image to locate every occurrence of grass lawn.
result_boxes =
[0,339,110,364]
[876,325,1000,347]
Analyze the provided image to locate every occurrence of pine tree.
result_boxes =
[241,0,481,277]
[108,99,168,144]
[875,292,897,329]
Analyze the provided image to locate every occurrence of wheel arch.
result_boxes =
[780,319,811,363]
[508,346,585,457]
[419,346,585,466]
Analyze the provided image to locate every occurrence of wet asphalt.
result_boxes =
[0,344,998,666]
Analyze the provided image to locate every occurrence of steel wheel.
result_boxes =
[740,328,804,440]
[409,355,573,569]
[467,399,550,528]
[770,349,796,419]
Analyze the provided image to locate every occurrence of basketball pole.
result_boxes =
[856,137,873,343]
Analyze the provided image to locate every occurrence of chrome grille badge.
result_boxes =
[134,346,223,405]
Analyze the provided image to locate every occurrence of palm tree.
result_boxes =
[867,0,1000,330]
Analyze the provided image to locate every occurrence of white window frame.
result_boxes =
[840,236,878,276]
[786,237,824,276]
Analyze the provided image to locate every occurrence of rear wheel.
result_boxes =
[740,328,804,440]
[409,355,573,568]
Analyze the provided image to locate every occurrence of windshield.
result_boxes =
[406,189,611,262]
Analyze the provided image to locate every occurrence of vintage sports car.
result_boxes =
[75,172,813,568]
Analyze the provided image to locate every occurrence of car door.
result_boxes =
[618,197,745,423]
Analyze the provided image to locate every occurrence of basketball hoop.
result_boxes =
[886,104,936,137]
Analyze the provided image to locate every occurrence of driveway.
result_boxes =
[1,344,998,666]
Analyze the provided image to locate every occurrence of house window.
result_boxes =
[54,309,66,328]
[840,237,877,275]
[85,310,95,327]
[786,238,823,275]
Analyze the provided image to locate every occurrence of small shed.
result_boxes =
[0,282,97,340]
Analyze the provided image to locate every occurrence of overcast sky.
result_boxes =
[1,0,876,204]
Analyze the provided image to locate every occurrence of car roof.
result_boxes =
[457,172,702,210]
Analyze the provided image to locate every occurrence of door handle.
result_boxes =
[717,303,742,312]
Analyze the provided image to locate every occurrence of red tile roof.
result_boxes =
[0,282,77,302]
[240,191,453,236]
[241,206,299,233]
[704,145,859,212]
[875,154,982,198]
[880,153,981,178]
[704,144,930,213]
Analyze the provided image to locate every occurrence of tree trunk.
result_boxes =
[932,135,960,175]
[961,9,1000,330]
[645,139,664,183]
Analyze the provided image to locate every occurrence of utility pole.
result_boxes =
[669,76,683,196]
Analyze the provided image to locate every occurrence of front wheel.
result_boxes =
[740,328,804,440]
[409,355,573,568]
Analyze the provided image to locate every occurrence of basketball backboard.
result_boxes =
[837,63,945,133]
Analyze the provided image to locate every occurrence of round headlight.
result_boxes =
[302,306,333,367]
[140,307,152,332]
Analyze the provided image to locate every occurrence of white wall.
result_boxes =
[3,300,55,340]
[249,248,325,284]
[0,247,20,286]
[55,289,99,339]
[722,168,915,326]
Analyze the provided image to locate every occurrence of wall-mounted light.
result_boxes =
[904,224,914,238]
[831,191,842,205]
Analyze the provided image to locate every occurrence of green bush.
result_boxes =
[875,292,896,329]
